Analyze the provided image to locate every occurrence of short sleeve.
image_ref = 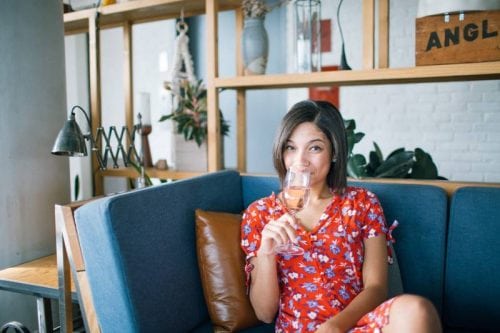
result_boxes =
[240,197,270,261]
[358,189,397,264]
[360,190,388,240]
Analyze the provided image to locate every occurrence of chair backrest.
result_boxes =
[74,170,243,332]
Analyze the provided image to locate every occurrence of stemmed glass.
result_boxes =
[275,165,311,255]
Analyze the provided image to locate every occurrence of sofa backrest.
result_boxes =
[241,176,448,315]
[445,187,500,332]
[241,175,282,208]
[75,170,243,332]
[350,181,448,315]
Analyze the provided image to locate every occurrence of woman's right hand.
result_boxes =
[258,213,298,256]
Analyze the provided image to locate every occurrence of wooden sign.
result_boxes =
[416,10,500,66]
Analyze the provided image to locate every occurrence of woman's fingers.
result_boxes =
[262,214,298,245]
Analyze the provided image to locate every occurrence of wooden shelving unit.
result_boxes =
[64,0,500,195]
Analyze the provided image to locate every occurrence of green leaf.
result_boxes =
[344,119,354,131]
[195,132,203,147]
[185,125,194,141]
[347,154,368,178]
[374,150,414,178]
[159,114,174,122]
[386,147,406,160]
[354,132,365,144]
[373,142,383,161]
[367,151,381,176]
[410,148,438,179]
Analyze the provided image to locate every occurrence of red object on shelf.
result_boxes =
[321,19,331,53]
[308,65,340,108]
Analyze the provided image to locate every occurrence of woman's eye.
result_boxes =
[285,145,295,151]
[310,145,323,152]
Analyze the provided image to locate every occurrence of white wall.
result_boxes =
[65,34,93,200]
[0,1,69,329]
[315,0,500,182]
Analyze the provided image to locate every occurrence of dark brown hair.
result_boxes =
[272,100,348,193]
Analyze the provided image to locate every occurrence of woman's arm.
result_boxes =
[316,234,388,332]
[248,212,298,323]
[248,252,280,322]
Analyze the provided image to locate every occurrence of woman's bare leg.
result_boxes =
[382,294,442,333]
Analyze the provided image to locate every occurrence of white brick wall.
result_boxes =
[335,0,500,182]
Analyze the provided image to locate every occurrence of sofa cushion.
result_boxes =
[195,209,261,332]
[445,187,500,332]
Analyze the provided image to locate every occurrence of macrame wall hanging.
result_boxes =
[167,10,196,95]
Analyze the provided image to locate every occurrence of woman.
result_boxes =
[241,100,442,332]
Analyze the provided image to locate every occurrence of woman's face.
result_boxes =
[283,121,333,188]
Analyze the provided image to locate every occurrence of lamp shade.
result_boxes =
[51,114,87,156]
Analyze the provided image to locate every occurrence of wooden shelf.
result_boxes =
[64,0,240,34]
[215,61,500,89]
[99,167,203,180]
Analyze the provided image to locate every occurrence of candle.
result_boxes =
[138,92,151,125]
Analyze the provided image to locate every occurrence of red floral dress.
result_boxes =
[241,186,396,333]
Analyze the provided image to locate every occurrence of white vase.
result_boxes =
[173,134,208,172]
[242,18,269,75]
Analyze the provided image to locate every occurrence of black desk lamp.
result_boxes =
[51,105,105,169]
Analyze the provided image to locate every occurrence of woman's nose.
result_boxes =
[293,151,310,167]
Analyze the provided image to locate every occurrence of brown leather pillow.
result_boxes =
[195,209,261,332]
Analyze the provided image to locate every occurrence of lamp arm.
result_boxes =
[71,105,92,134]
[71,105,105,170]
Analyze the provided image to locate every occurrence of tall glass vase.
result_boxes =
[294,0,321,73]
[242,18,269,75]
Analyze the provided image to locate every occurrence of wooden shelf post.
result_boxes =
[88,11,104,195]
[206,0,222,171]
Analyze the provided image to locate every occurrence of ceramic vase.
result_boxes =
[242,18,269,75]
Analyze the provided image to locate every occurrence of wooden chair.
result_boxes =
[54,200,101,333]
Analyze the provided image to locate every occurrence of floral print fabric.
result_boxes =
[241,186,393,332]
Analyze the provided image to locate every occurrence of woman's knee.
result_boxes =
[388,294,442,332]
[393,294,438,317]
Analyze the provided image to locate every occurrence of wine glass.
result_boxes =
[275,165,311,255]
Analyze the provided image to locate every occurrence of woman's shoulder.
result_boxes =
[343,186,380,202]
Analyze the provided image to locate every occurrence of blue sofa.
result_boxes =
[74,170,500,333]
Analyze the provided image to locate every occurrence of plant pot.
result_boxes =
[242,18,269,75]
[173,135,225,172]
[174,134,208,172]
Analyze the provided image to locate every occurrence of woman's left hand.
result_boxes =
[315,318,347,333]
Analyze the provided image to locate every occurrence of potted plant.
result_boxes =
[160,79,229,147]
[344,118,446,179]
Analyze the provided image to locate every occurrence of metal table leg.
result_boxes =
[36,297,53,333]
